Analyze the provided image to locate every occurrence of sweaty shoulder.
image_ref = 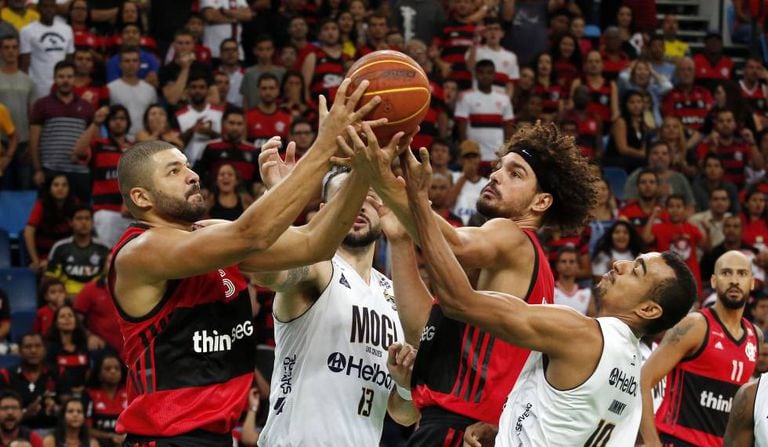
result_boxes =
[476,218,531,250]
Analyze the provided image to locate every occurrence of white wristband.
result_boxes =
[396,385,412,401]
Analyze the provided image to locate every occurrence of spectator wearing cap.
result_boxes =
[661,14,690,60]
[693,31,734,93]
[455,59,514,170]
[451,140,488,225]
[662,58,714,133]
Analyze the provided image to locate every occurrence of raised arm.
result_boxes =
[117,80,382,283]
[73,106,108,161]
[723,380,757,447]
[639,312,707,447]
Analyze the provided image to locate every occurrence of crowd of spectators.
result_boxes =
[0,0,766,445]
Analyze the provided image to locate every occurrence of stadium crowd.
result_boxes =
[0,0,766,445]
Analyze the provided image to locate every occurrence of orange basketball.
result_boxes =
[347,50,431,143]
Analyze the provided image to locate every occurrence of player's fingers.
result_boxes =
[261,161,278,172]
[362,123,383,151]
[419,147,432,176]
[335,135,355,157]
[364,117,389,129]
[403,349,417,368]
[354,95,381,122]
[329,156,353,167]
[258,147,278,164]
[387,343,402,365]
[383,131,405,155]
[285,142,296,164]
[395,344,410,364]
[318,94,328,115]
[333,78,352,106]
[346,79,370,109]
[346,125,366,150]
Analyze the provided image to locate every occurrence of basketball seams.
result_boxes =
[348,59,428,82]
[362,86,431,96]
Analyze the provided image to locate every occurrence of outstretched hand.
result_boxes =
[372,200,409,243]
[316,78,384,146]
[258,136,297,190]
[334,123,405,170]
[400,146,433,201]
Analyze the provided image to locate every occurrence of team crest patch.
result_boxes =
[339,273,350,289]
[378,276,397,311]
[746,341,757,362]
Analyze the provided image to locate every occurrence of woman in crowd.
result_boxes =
[591,221,645,283]
[24,174,76,272]
[533,52,564,120]
[43,398,99,447]
[206,163,254,221]
[588,177,619,254]
[701,81,759,135]
[512,66,536,114]
[617,59,673,127]
[68,0,104,54]
[46,305,90,398]
[741,187,767,249]
[86,354,127,447]
[615,4,644,57]
[656,116,697,177]
[135,104,184,148]
[336,10,358,58]
[279,71,317,124]
[551,34,582,94]
[605,90,649,172]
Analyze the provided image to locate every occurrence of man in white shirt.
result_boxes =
[200,0,252,59]
[466,17,519,96]
[176,72,223,164]
[451,139,489,225]
[554,247,596,316]
[19,0,74,97]
[108,47,158,138]
[688,187,731,249]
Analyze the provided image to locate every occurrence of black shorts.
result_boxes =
[659,433,699,447]
[407,407,479,447]
[124,429,232,447]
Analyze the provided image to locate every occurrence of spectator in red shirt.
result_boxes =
[696,108,764,189]
[741,187,768,248]
[693,31,734,93]
[619,168,669,232]
[85,354,127,447]
[74,276,121,354]
[644,194,708,294]
[563,86,603,157]
[302,19,348,101]
[67,0,104,55]
[533,52,564,120]
[551,33,582,94]
[195,108,259,188]
[23,174,75,272]
[662,57,714,133]
[45,305,89,397]
[246,73,292,148]
[600,27,631,82]
[32,278,66,337]
[0,391,44,447]
[72,49,109,110]
[286,17,316,71]
[570,50,618,126]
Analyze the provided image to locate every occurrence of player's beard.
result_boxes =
[152,187,208,224]
[718,287,748,309]
[343,221,382,248]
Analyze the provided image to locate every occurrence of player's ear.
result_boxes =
[530,192,553,214]
[130,187,152,210]
[635,300,662,321]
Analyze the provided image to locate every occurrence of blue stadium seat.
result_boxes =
[10,311,36,343]
[0,229,9,269]
[602,167,629,202]
[0,190,37,239]
[0,268,37,313]
[584,25,601,39]
[0,355,19,370]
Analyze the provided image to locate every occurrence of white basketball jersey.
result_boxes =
[755,373,768,446]
[553,283,592,315]
[496,317,642,447]
[258,255,403,446]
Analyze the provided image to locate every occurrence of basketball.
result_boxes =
[347,50,431,143]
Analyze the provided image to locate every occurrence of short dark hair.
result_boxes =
[257,72,279,86]
[665,193,686,206]
[476,59,496,71]
[108,104,132,133]
[254,34,274,46]
[68,203,93,219]
[219,38,238,51]
[636,168,658,186]
[222,107,244,122]
[0,390,22,407]
[702,153,723,166]
[119,45,140,58]
[54,60,75,74]
[555,245,579,262]
[0,35,18,45]
[187,71,210,87]
[644,252,697,334]
[649,34,664,45]
[121,22,140,34]
[483,17,502,27]
[499,122,598,231]
[118,140,178,216]
[20,332,44,346]
[290,118,313,133]
[366,12,388,24]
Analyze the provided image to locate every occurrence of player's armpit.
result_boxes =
[723,380,757,447]
[255,262,333,322]
[452,218,532,270]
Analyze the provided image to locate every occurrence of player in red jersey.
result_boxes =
[109,79,383,446]
[359,123,598,445]
[640,250,764,447]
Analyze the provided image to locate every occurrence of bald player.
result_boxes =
[641,251,764,447]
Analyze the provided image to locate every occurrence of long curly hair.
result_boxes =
[499,122,599,231]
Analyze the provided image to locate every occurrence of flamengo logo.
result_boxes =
[608,367,638,396]
[700,391,732,412]
[192,320,253,353]
[327,352,393,389]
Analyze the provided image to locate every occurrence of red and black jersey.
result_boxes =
[533,82,563,115]
[584,77,613,124]
[86,387,128,433]
[73,29,106,53]
[693,54,733,92]
[618,201,669,233]
[739,80,768,117]
[696,139,752,189]
[601,52,630,82]
[108,223,255,437]
[47,344,89,393]
[436,19,475,90]
[656,308,759,446]
[193,140,259,188]
[309,48,348,102]
[108,35,158,56]
[74,84,110,110]
[553,59,580,93]
[411,230,554,424]
[565,109,601,155]
[412,77,447,150]
[662,86,714,131]
[89,137,130,213]
[245,108,292,149]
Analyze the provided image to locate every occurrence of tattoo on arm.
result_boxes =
[275,265,311,290]
[661,321,694,345]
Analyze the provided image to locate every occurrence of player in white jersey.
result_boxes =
[724,372,768,446]
[553,247,596,316]
[255,125,419,446]
[394,147,698,447]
